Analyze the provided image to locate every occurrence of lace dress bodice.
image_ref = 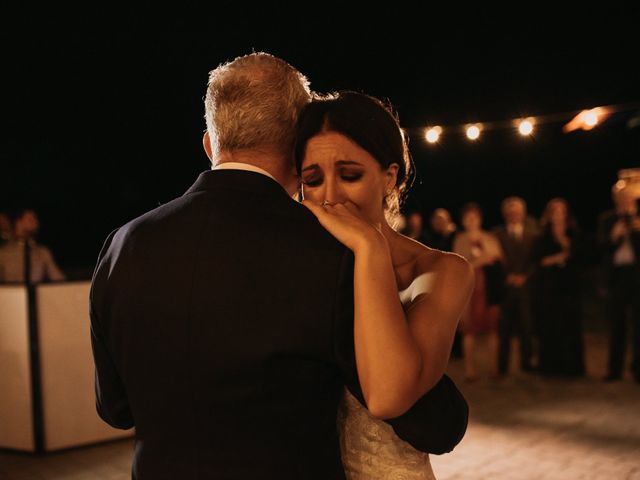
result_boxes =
[337,272,437,479]
[338,390,436,479]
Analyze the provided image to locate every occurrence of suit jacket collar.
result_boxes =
[183,169,292,200]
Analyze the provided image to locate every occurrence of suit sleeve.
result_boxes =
[384,374,468,454]
[89,229,134,429]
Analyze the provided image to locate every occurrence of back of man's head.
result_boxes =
[204,52,311,162]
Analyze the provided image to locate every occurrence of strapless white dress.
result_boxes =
[337,272,437,479]
[338,390,436,479]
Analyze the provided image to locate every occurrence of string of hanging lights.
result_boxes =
[415,101,640,144]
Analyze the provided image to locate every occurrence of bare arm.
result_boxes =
[352,235,420,417]
[304,201,474,418]
[356,240,474,418]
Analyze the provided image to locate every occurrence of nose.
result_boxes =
[320,174,347,204]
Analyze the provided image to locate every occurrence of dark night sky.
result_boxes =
[2,5,639,274]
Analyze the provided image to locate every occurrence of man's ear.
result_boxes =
[203,131,213,161]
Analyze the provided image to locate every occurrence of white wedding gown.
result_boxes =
[337,273,437,479]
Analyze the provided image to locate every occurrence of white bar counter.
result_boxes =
[0,282,132,452]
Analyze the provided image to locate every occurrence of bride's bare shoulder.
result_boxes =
[399,235,471,279]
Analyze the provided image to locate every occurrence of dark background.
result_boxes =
[2,5,639,276]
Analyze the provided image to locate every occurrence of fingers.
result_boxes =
[324,203,358,221]
[303,199,340,213]
[302,200,361,222]
[340,201,360,216]
[301,200,341,223]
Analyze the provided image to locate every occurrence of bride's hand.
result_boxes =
[302,200,384,253]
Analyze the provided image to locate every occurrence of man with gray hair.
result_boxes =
[598,184,640,383]
[90,53,356,479]
[493,196,539,375]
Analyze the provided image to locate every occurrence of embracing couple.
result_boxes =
[90,52,474,479]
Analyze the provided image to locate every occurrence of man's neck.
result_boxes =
[214,149,297,196]
[216,150,278,171]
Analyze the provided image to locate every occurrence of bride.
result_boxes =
[294,91,474,479]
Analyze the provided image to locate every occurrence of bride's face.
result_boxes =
[300,132,398,224]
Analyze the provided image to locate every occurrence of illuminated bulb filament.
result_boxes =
[466,125,481,140]
[425,126,442,143]
[518,119,534,135]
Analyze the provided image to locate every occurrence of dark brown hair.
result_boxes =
[294,91,414,225]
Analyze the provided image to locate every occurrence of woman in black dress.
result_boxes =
[533,198,585,376]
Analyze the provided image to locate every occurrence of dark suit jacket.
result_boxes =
[493,222,539,278]
[90,170,356,479]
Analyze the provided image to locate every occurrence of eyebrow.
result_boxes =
[301,160,364,172]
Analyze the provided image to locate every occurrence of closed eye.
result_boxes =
[341,173,362,182]
[302,176,323,187]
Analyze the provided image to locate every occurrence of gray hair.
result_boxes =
[204,52,311,160]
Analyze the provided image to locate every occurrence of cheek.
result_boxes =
[346,182,385,219]
[348,180,375,203]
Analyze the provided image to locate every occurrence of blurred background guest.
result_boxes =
[0,209,66,283]
[422,207,462,356]
[401,210,428,245]
[533,198,585,377]
[424,208,457,252]
[598,184,640,383]
[493,196,539,376]
[453,202,503,381]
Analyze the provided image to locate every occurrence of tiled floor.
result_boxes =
[0,440,132,480]
[1,333,639,479]
[430,333,640,479]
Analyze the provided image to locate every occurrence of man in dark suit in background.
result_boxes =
[598,184,640,383]
[493,196,540,375]
[90,53,357,479]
